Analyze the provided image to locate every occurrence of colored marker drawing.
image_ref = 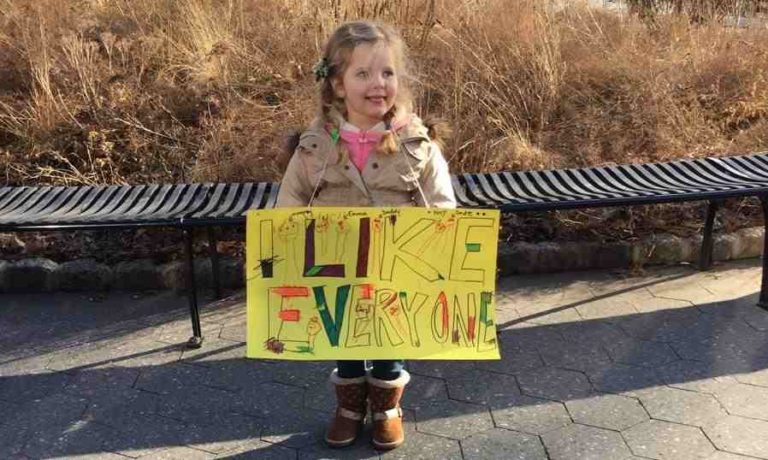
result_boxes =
[246,207,501,360]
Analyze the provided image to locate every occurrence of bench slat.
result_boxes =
[78,186,138,222]
[151,184,189,220]
[463,173,497,206]
[617,164,689,194]
[474,174,510,204]
[751,154,768,168]
[201,184,240,218]
[132,184,174,218]
[649,163,726,191]
[627,164,687,192]
[190,183,227,218]
[242,182,268,215]
[264,183,280,209]
[498,172,546,203]
[194,183,242,219]
[123,184,176,221]
[570,169,647,198]
[548,170,603,200]
[452,176,479,207]
[0,187,14,205]
[169,184,207,218]
[594,167,664,197]
[178,183,214,219]
[486,173,524,203]
[214,184,241,217]
[0,187,34,215]
[649,162,732,191]
[0,187,35,216]
[551,169,622,200]
[730,156,768,180]
[515,171,559,202]
[704,157,767,181]
[13,187,79,224]
[532,170,583,201]
[27,188,68,217]
[665,161,747,189]
[108,184,161,221]
[58,186,118,223]
[0,187,58,221]
[227,183,254,217]
[43,186,99,221]
[500,172,547,203]
[660,161,754,192]
[91,185,146,222]
[681,160,765,188]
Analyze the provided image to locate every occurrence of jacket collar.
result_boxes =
[303,114,432,199]
[306,114,429,143]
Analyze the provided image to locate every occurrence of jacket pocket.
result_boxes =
[297,133,348,188]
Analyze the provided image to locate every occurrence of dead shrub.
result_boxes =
[0,0,765,187]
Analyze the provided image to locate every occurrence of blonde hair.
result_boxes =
[317,21,414,158]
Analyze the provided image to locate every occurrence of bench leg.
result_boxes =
[207,226,222,300]
[699,200,720,271]
[184,228,204,348]
[759,196,768,310]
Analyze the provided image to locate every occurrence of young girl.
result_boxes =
[276,20,456,450]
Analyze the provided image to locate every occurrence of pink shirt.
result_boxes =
[339,117,410,171]
[339,122,385,171]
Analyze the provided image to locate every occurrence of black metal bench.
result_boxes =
[1,152,767,348]
[452,152,768,308]
[0,183,280,348]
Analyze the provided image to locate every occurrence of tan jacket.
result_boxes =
[276,115,457,209]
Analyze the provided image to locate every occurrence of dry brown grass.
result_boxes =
[1,0,767,186]
[625,0,767,20]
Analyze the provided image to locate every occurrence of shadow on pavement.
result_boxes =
[0,261,767,458]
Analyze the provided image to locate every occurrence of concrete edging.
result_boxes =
[498,226,765,276]
[0,227,764,292]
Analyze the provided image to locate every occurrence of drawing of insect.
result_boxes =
[316,214,332,255]
[435,215,456,233]
[277,217,299,240]
[264,337,285,354]
[336,216,349,233]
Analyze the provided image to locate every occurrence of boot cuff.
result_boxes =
[330,369,366,385]
[366,369,411,388]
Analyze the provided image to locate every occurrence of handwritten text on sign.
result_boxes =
[246,207,500,360]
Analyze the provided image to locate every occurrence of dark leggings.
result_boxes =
[337,360,405,381]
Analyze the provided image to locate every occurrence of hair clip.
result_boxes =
[313,57,330,82]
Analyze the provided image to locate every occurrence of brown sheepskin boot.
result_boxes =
[325,370,368,448]
[367,369,410,450]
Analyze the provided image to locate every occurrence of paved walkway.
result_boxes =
[1,260,767,459]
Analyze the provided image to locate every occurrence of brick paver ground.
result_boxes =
[1,259,767,459]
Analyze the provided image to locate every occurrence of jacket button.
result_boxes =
[372,162,379,169]
[344,165,350,170]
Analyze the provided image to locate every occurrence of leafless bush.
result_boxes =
[0,0,766,186]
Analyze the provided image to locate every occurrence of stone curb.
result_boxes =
[0,256,246,293]
[498,226,764,276]
[0,227,763,292]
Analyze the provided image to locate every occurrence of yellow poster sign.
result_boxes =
[245,207,500,360]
